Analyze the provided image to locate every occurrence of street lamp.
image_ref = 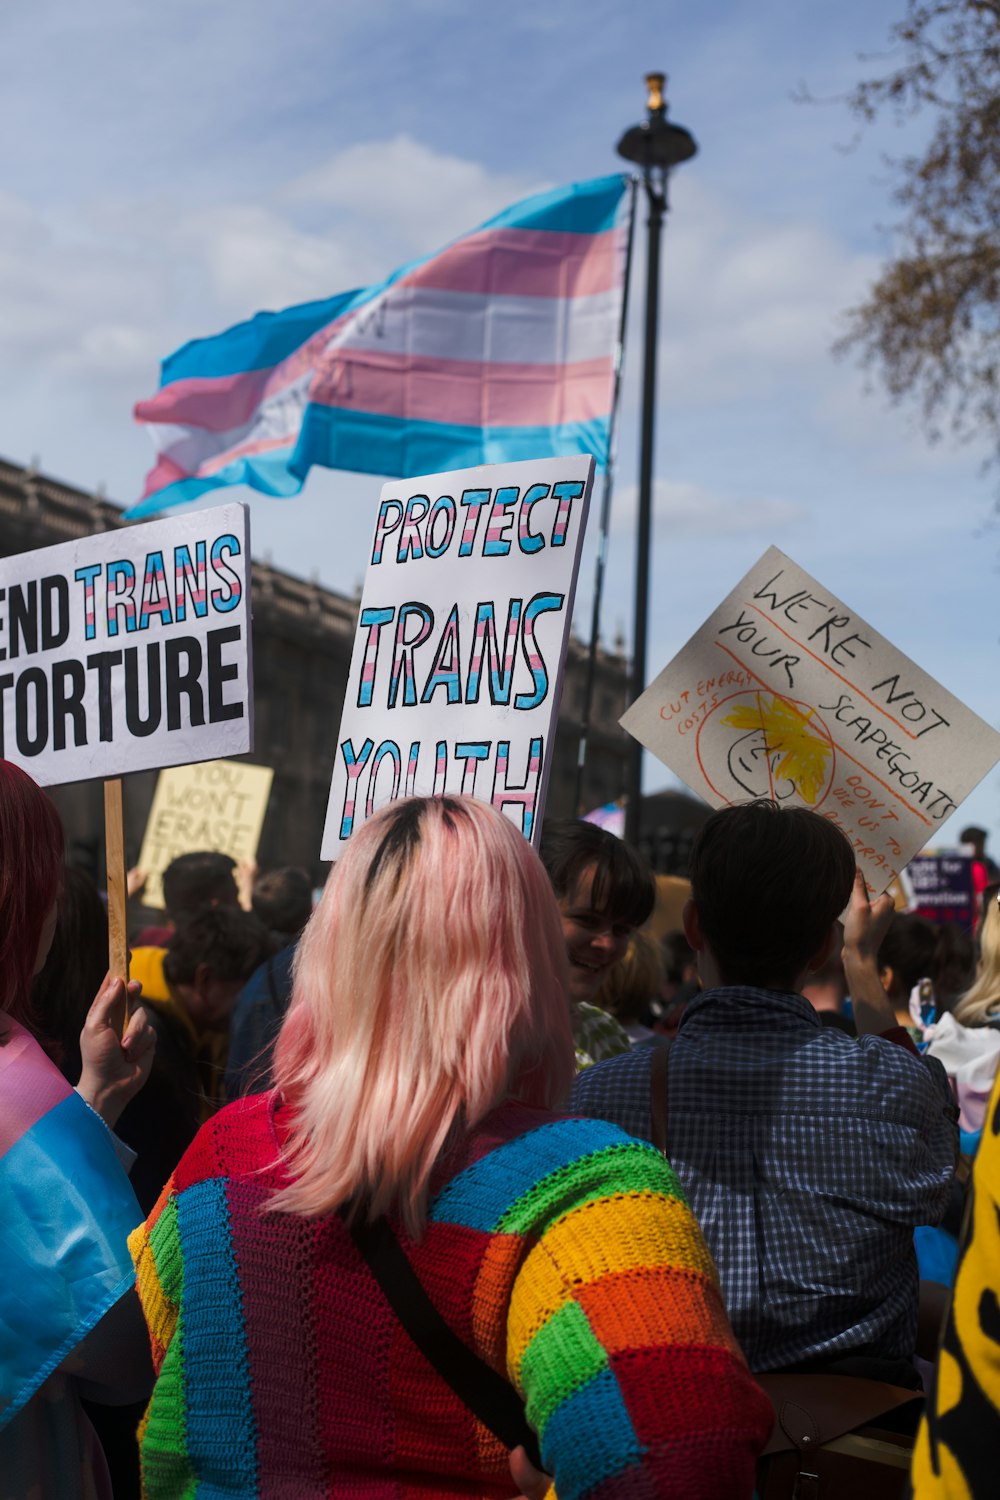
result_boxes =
[617,73,697,849]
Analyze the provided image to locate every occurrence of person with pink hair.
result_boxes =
[131,794,772,1498]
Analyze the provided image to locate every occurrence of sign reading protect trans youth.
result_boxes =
[622,545,1000,895]
[321,456,594,856]
[0,502,252,785]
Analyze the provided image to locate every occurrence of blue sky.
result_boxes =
[2,0,997,850]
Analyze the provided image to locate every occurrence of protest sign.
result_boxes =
[905,853,975,929]
[321,455,594,856]
[137,758,274,909]
[0,502,252,785]
[622,545,1000,895]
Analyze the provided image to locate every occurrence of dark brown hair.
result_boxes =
[251,867,313,937]
[163,907,272,989]
[689,800,855,988]
[161,850,238,924]
[877,913,940,999]
[539,819,655,929]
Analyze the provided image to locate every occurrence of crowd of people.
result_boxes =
[1,757,997,1498]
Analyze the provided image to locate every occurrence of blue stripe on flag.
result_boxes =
[160,289,361,386]
[126,409,609,518]
[289,406,611,483]
[0,1093,140,1428]
[126,447,301,519]
[478,173,627,235]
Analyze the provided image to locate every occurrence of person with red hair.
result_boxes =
[131,795,772,1498]
[0,760,155,1497]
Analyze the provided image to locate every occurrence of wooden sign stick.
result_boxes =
[104,778,130,1025]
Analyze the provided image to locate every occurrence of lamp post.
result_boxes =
[617,74,697,849]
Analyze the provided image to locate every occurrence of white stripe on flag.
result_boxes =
[146,373,313,468]
[323,284,621,366]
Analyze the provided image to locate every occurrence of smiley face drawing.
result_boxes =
[695,690,835,809]
[726,727,799,801]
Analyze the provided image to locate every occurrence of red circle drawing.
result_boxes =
[695,689,836,810]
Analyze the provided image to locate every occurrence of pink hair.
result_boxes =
[0,760,64,1026]
[270,796,575,1233]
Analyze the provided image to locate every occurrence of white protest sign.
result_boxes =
[137,758,274,909]
[0,502,252,785]
[622,545,1000,893]
[321,455,594,856]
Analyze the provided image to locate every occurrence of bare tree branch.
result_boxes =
[836,1,1000,475]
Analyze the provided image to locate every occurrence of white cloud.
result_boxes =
[0,137,541,409]
[612,478,806,537]
[0,195,159,382]
[59,323,158,376]
[168,204,366,316]
[286,134,541,254]
[652,176,882,404]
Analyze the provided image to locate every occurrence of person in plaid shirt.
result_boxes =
[572,800,958,1380]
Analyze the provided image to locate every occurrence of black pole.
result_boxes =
[616,74,697,850]
[574,177,638,813]
[623,179,665,847]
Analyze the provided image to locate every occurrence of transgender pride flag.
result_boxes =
[128,173,630,518]
[0,1017,140,1427]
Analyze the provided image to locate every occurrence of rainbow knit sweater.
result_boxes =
[129,1094,771,1498]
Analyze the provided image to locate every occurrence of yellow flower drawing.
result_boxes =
[719,693,831,806]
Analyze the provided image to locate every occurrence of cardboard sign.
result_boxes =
[136,758,274,909]
[622,545,1000,894]
[905,853,975,930]
[0,503,252,785]
[321,456,594,855]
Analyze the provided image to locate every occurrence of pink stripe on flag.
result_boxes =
[179,352,613,480]
[134,227,619,439]
[0,1020,72,1158]
[136,367,274,431]
[398,227,620,299]
[308,352,614,427]
[134,315,348,434]
[140,453,190,498]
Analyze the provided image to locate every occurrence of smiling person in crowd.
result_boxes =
[538,819,656,1067]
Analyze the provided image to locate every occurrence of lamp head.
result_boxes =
[616,71,697,173]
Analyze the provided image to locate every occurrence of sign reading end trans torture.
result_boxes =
[622,545,1000,896]
[321,455,594,856]
[0,502,252,785]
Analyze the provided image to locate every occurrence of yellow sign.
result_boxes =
[137,759,274,909]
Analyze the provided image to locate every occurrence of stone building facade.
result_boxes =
[0,457,632,885]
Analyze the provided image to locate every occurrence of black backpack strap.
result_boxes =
[345,1211,542,1468]
[649,1039,672,1156]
